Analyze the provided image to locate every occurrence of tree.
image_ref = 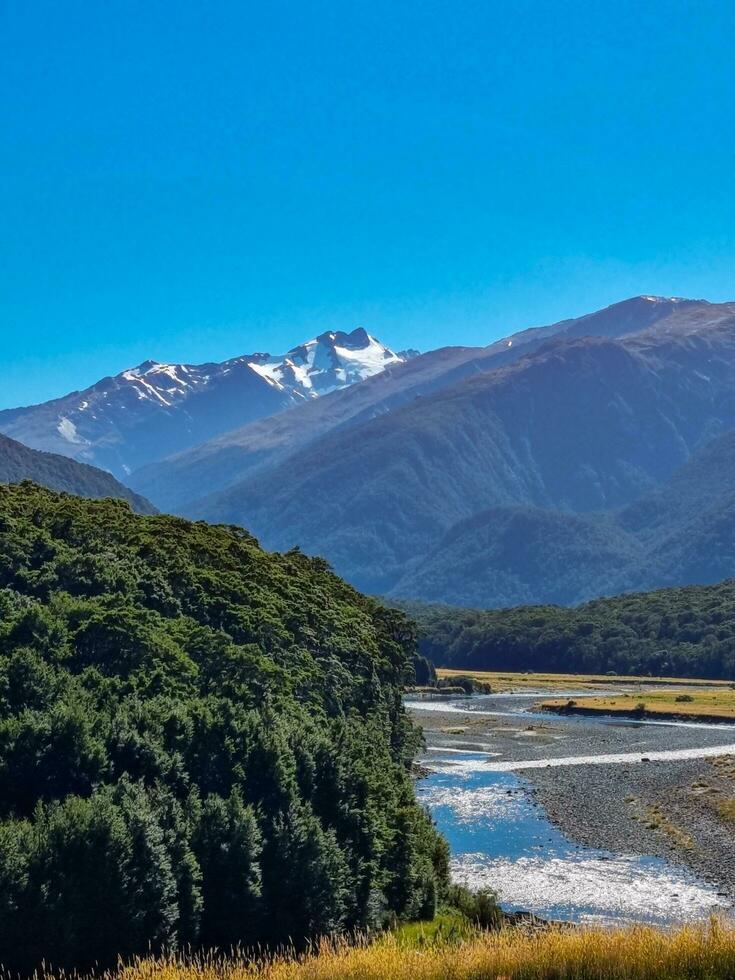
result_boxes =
[194,792,262,950]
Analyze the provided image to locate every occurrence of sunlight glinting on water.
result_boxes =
[419,764,733,923]
[420,781,528,821]
[450,852,730,924]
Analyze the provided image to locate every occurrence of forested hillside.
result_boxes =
[392,429,735,608]
[0,433,155,513]
[0,484,447,974]
[396,580,735,678]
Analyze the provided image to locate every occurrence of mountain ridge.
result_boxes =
[130,295,702,511]
[392,427,735,606]
[10,293,735,609]
[0,328,409,477]
[0,432,155,513]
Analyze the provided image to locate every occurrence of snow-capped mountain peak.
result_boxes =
[247,327,406,397]
[0,328,412,477]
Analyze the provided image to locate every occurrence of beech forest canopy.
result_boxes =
[396,582,735,680]
[0,483,447,975]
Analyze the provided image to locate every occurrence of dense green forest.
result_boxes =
[396,581,735,678]
[0,483,448,974]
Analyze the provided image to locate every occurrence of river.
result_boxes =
[408,690,735,925]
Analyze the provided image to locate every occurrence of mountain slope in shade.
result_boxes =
[0,434,155,513]
[174,298,735,597]
[0,328,408,477]
[392,506,643,607]
[393,429,735,607]
[130,295,697,510]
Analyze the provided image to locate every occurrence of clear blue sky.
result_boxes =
[2,0,735,409]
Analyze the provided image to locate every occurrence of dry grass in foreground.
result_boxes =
[104,920,735,980]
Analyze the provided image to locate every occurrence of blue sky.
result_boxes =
[2,0,735,409]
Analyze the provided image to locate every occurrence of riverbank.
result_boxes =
[525,754,735,900]
[539,704,735,724]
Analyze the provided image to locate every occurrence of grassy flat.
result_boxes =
[437,667,734,693]
[539,687,735,721]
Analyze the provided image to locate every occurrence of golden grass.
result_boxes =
[98,920,735,980]
[436,668,733,693]
[540,686,735,721]
[709,755,735,780]
[643,803,695,850]
[716,798,735,824]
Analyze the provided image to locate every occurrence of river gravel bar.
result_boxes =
[408,692,735,901]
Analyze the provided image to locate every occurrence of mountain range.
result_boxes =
[394,426,735,607]
[129,295,698,510]
[0,328,410,476]
[5,294,735,609]
[130,295,735,602]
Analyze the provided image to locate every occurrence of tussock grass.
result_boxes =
[66,919,735,980]
[716,798,735,824]
[644,804,695,850]
[540,686,735,720]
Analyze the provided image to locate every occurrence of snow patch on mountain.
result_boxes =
[69,328,406,414]
[57,417,86,444]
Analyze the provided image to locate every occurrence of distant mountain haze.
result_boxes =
[391,428,735,606]
[129,343,488,511]
[0,328,409,477]
[129,295,700,511]
[188,331,735,592]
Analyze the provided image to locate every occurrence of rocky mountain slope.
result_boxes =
[0,328,408,477]
[0,433,155,513]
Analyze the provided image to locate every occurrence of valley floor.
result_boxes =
[436,667,735,692]
[526,753,735,901]
[539,685,735,722]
